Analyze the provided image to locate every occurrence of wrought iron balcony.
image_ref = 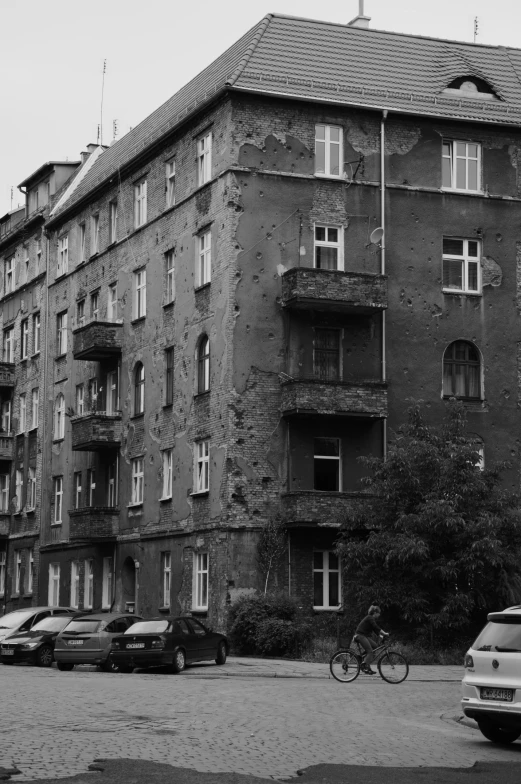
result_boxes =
[280,378,387,418]
[68,507,119,541]
[281,268,387,314]
[0,433,13,460]
[73,320,123,361]
[71,411,122,451]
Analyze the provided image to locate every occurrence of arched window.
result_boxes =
[54,393,65,439]
[134,362,145,414]
[443,341,481,399]
[197,336,210,394]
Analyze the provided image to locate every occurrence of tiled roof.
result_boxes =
[51,13,521,220]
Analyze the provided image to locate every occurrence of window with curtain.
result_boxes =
[443,341,481,399]
[134,362,145,414]
[197,336,210,394]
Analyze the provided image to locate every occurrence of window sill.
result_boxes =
[190,609,208,617]
[159,496,172,503]
[441,187,483,196]
[89,252,99,260]
[130,413,144,421]
[158,606,171,613]
[127,502,143,509]
[53,438,64,444]
[194,283,210,293]
[55,353,67,361]
[131,316,146,325]
[163,403,173,410]
[313,607,343,612]
[190,491,209,498]
[20,357,28,364]
[26,507,35,515]
[194,391,210,399]
[314,173,345,181]
[31,352,40,359]
[442,289,482,296]
[163,300,175,309]
[29,426,38,432]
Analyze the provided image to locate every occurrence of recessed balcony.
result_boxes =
[281,491,369,527]
[0,362,15,388]
[68,507,119,541]
[281,268,387,314]
[0,433,13,460]
[0,515,9,538]
[280,378,387,418]
[71,412,122,451]
[73,320,123,361]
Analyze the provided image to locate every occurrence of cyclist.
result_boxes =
[355,604,389,675]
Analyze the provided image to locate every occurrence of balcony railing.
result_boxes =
[0,514,9,537]
[280,378,387,418]
[71,411,123,451]
[0,362,15,388]
[68,507,119,541]
[0,433,13,460]
[281,268,387,314]
[73,320,123,361]
[281,490,370,527]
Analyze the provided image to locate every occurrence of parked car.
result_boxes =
[54,613,142,672]
[110,616,228,673]
[0,607,76,645]
[462,605,521,744]
[0,614,80,667]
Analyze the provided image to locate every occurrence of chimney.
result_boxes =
[348,0,371,28]
[80,143,101,165]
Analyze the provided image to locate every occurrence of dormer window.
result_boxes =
[443,76,498,102]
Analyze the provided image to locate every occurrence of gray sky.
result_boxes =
[2,0,521,216]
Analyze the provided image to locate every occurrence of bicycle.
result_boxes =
[329,635,409,684]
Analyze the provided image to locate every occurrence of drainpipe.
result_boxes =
[134,559,140,615]
[287,530,291,597]
[380,110,388,459]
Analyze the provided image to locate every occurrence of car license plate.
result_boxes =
[67,639,84,646]
[126,643,145,649]
[2,649,14,656]
[480,687,514,702]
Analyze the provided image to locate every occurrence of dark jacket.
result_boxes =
[356,615,382,637]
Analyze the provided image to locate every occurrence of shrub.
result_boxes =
[228,593,303,655]
[254,618,312,657]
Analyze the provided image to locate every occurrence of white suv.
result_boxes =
[462,605,521,744]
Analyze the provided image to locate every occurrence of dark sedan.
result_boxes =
[110,616,228,673]
[0,614,78,667]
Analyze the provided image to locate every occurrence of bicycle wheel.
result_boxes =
[329,649,360,683]
[378,651,409,683]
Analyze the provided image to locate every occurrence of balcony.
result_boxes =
[68,507,119,541]
[73,320,123,361]
[281,491,369,527]
[0,362,15,388]
[0,433,13,460]
[281,268,387,314]
[0,515,9,538]
[71,412,122,451]
[280,379,387,418]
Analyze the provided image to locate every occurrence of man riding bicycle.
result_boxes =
[355,604,389,675]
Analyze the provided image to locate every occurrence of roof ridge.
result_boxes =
[227,14,274,87]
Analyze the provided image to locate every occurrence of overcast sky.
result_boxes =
[2,0,521,216]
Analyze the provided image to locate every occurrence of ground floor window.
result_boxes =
[84,559,93,609]
[313,550,341,609]
[48,563,60,606]
[102,556,113,609]
[162,551,171,608]
[193,552,208,610]
[0,550,5,596]
[70,561,80,608]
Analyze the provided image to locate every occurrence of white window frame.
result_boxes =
[194,440,209,494]
[90,290,99,321]
[74,471,82,509]
[107,458,118,507]
[109,202,118,244]
[84,559,94,609]
[79,222,86,262]
[76,299,85,327]
[27,548,34,593]
[313,550,341,610]
[33,313,41,354]
[134,268,146,319]
[70,561,80,608]
[21,319,29,359]
[56,311,68,355]
[134,179,147,229]
[31,388,39,429]
[5,257,14,294]
[19,394,26,433]
[442,140,482,193]
[166,159,176,207]
[102,556,113,609]
[166,250,175,303]
[0,551,5,596]
[48,562,60,606]
[1,400,11,433]
[315,124,343,179]
[91,214,100,255]
[0,474,8,513]
[106,370,118,415]
[314,225,344,271]
[196,230,211,287]
[54,394,65,439]
[162,551,171,608]
[442,238,481,294]
[107,283,118,321]
[314,437,342,492]
[131,457,144,505]
[88,468,96,507]
[197,132,212,186]
[54,476,63,524]
[15,469,22,513]
[3,327,14,363]
[14,550,22,594]
[162,449,173,499]
[193,551,208,610]
[27,467,36,510]
[58,234,68,276]
[23,247,29,284]
[76,384,84,416]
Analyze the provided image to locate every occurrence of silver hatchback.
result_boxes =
[54,613,142,672]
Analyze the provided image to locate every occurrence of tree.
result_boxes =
[336,401,521,643]
[257,515,286,595]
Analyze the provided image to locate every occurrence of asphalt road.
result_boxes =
[1,659,521,783]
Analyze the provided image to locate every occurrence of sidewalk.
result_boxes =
[182,656,464,681]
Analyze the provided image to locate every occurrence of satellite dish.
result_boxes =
[369,227,384,245]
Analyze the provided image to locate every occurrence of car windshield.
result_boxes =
[125,621,169,634]
[472,619,521,652]
[32,617,73,633]
[0,610,35,629]
[62,619,101,634]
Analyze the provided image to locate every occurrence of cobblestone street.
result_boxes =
[1,660,521,781]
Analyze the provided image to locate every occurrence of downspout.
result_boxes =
[41,229,51,555]
[287,530,291,597]
[380,110,388,459]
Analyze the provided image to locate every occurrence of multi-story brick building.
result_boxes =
[4,12,521,625]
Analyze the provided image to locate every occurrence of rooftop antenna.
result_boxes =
[100,59,107,146]
[348,0,371,28]
[474,16,479,43]
[113,119,119,142]
[10,187,13,211]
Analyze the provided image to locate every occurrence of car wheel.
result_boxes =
[171,648,186,673]
[36,645,54,668]
[477,720,521,744]
[118,665,134,674]
[101,657,120,673]
[57,662,74,671]
[215,641,227,665]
